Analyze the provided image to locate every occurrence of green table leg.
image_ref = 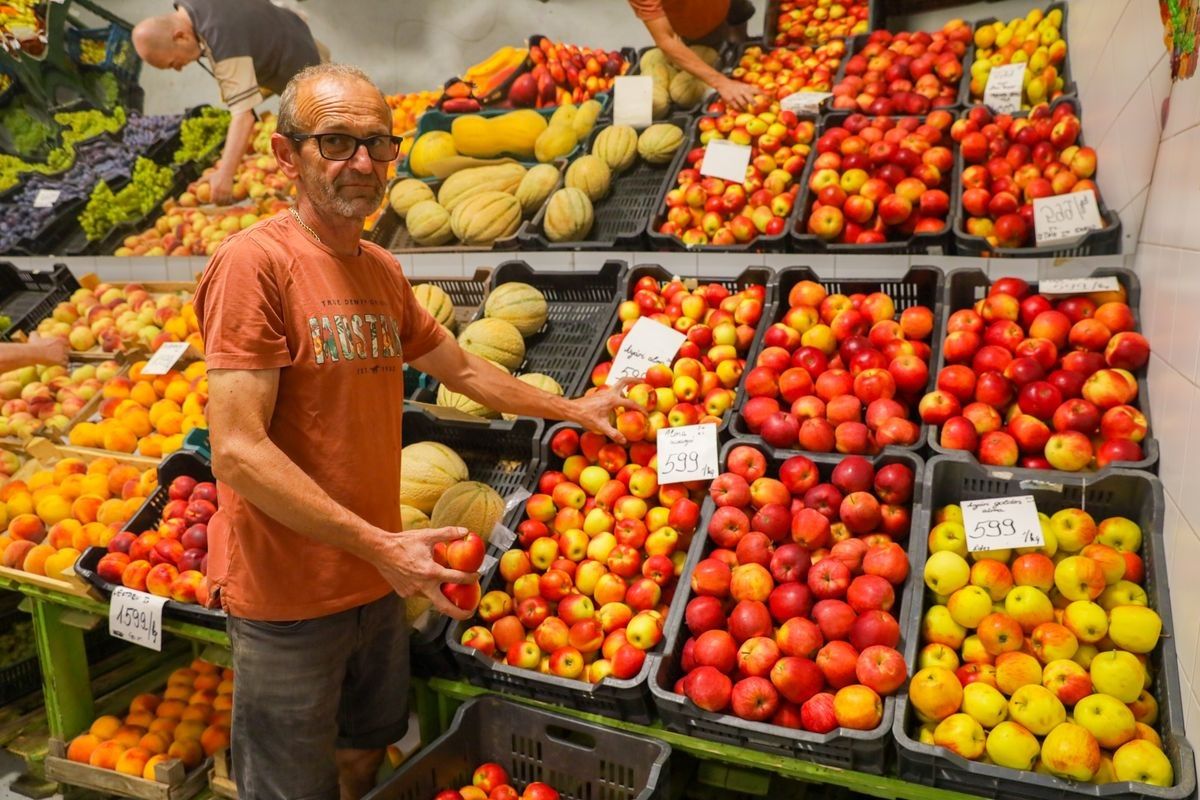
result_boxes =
[29,597,93,741]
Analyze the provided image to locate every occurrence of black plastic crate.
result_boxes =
[728,265,944,453]
[401,403,544,677]
[0,605,39,706]
[791,112,956,255]
[644,114,813,253]
[519,114,693,251]
[14,196,90,256]
[445,421,693,723]
[952,97,1121,258]
[627,43,734,117]
[649,439,927,773]
[66,23,141,85]
[75,450,226,628]
[403,269,492,397]
[894,456,1196,800]
[364,696,671,800]
[926,267,1158,472]
[0,263,81,341]
[72,166,192,256]
[580,263,774,437]
[420,260,627,402]
[763,0,883,47]
[957,3,1076,111]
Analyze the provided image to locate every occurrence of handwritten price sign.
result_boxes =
[962,496,1044,553]
[1039,276,1120,295]
[656,423,718,484]
[983,63,1026,114]
[606,317,686,385]
[109,587,166,651]
[1033,192,1103,245]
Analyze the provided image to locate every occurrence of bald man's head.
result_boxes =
[132,11,200,71]
[276,64,390,138]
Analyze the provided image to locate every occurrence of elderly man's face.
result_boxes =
[286,77,392,219]
[142,36,200,71]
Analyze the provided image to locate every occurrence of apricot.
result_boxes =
[216,678,234,696]
[162,434,185,455]
[47,521,78,550]
[5,491,33,518]
[89,714,123,740]
[136,470,158,497]
[102,379,132,400]
[190,658,219,675]
[200,724,230,756]
[95,525,118,548]
[138,731,169,755]
[0,480,29,501]
[192,671,220,690]
[114,745,151,776]
[181,704,212,724]
[35,494,72,526]
[97,498,129,527]
[67,733,101,763]
[111,724,147,748]
[53,458,87,483]
[28,472,54,491]
[130,693,161,714]
[43,547,81,580]
[57,474,86,500]
[181,415,207,435]
[88,739,127,769]
[121,560,152,591]
[125,710,154,729]
[183,361,206,382]
[173,719,206,742]
[212,694,233,712]
[9,513,46,543]
[147,717,178,738]
[107,465,141,496]
[168,668,198,688]
[121,408,153,438]
[157,412,185,436]
[139,436,164,458]
[21,543,55,575]
[80,474,111,498]
[167,738,203,769]
[181,393,205,417]
[163,684,191,702]
[102,424,138,454]
[220,668,234,682]
[130,382,157,408]
[143,753,171,781]
[148,399,181,427]
[68,421,103,448]
[189,688,217,706]
[87,457,118,475]
[210,710,232,728]
[1,540,35,569]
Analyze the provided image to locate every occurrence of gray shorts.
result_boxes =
[227,593,409,800]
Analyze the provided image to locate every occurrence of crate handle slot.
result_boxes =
[543,724,598,751]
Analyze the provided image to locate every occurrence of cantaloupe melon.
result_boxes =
[413,283,455,331]
[458,318,526,369]
[483,282,548,337]
[400,504,431,531]
[430,481,505,541]
[400,442,468,513]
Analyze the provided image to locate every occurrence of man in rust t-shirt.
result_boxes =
[196,64,633,800]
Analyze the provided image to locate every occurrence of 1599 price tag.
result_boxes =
[109,587,166,651]
[961,496,1044,553]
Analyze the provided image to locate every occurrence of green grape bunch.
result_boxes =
[173,107,231,165]
[79,157,174,240]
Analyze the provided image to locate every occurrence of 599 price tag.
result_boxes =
[109,587,166,651]
[656,423,718,485]
[962,496,1044,553]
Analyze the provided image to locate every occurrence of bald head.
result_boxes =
[132,10,199,70]
[277,64,389,137]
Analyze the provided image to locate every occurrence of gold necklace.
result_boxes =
[290,206,322,243]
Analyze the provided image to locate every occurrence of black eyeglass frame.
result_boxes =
[283,132,404,162]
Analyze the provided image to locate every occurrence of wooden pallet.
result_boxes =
[45,738,211,800]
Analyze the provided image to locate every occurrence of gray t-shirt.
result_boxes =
[177,0,322,114]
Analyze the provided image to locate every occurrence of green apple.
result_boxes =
[933,713,986,760]
[1074,693,1137,749]
[925,550,971,595]
[962,682,1008,729]
[1062,600,1108,643]
[1099,580,1148,611]
[1004,585,1055,632]
[948,585,994,629]
[922,605,968,650]
[1090,650,1144,702]
[985,720,1041,770]
[1112,739,1173,786]
[1049,508,1098,553]
[1097,516,1142,553]
[1040,722,1101,781]
[1108,605,1162,653]
[928,520,968,557]
[1007,684,1066,735]
[1042,659,1093,705]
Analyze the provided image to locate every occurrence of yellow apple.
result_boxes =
[919,643,961,672]
[1041,659,1093,705]
[985,720,1041,770]
[961,683,1008,729]
[1092,754,1117,784]
[1040,722,1101,781]
[1097,516,1142,552]
[1004,585,1055,631]
[1089,650,1144,702]
[1073,643,1100,670]
[1007,684,1066,736]
[1050,508,1098,553]
[1030,621,1079,663]
[928,520,968,557]
[1112,739,1173,786]
[1054,555,1106,602]
[1128,689,1159,725]
[970,547,1012,563]
[917,723,937,746]
[996,652,1043,695]
[1108,606,1162,653]
[925,550,971,595]
[909,667,964,723]
[1076,693,1137,750]
[933,713,986,760]
[922,605,968,650]
[961,635,993,665]
[1133,722,1163,748]
[948,585,993,629]
[1099,580,1148,611]
[1062,600,1108,643]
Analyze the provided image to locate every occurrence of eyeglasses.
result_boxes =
[285,132,403,162]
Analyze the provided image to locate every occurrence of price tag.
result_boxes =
[699,139,752,184]
[140,341,190,376]
[1038,276,1120,295]
[1033,193,1105,245]
[656,423,719,485]
[983,63,1026,114]
[613,76,654,129]
[33,189,60,208]
[109,587,166,651]
[962,496,1044,553]
[780,91,831,114]
[606,317,686,385]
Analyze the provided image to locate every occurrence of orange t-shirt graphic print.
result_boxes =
[195,213,445,620]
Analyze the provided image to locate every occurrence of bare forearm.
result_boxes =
[0,342,57,372]
[415,347,576,422]
[217,112,255,178]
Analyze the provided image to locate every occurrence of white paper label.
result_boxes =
[613,76,654,129]
[656,423,719,484]
[1033,193,1104,245]
[1038,276,1120,295]
[109,587,166,651]
[33,189,60,208]
[606,316,686,385]
[962,496,1044,552]
[780,91,831,114]
[983,63,1026,114]
[699,139,753,184]
[140,341,190,375]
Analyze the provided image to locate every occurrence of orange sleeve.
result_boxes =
[629,0,667,22]
[387,257,447,363]
[195,236,293,370]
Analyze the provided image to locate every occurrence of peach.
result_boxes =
[200,724,230,756]
[5,491,33,519]
[52,458,87,483]
[43,548,81,581]
[189,689,217,706]
[181,704,212,723]
[97,498,130,526]
[169,570,205,603]
[89,714,123,739]
[169,667,197,687]
[173,719,206,741]
[21,543,55,575]
[102,425,138,454]
[111,725,147,748]
[147,718,178,738]
[164,684,192,702]
[67,733,102,763]
[88,740,127,769]
[143,753,171,781]
[155,699,187,720]
[1,540,35,570]
[167,738,204,768]
[138,732,169,755]
[212,694,233,712]
[130,693,162,715]
[121,560,152,591]
[46,519,81,549]
[34,494,72,526]
[9,513,46,543]
[107,465,142,496]
[125,710,154,729]
[115,746,151,776]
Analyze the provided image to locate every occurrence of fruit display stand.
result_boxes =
[364,695,671,800]
[957,3,1075,111]
[924,267,1158,472]
[519,115,693,251]
[44,735,210,800]
[0,261,79,340]
[75,449,223,628]
[417,259,626,402]
[648,440,926,774]
[893,455,1196,800]
[729,265,944,451]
